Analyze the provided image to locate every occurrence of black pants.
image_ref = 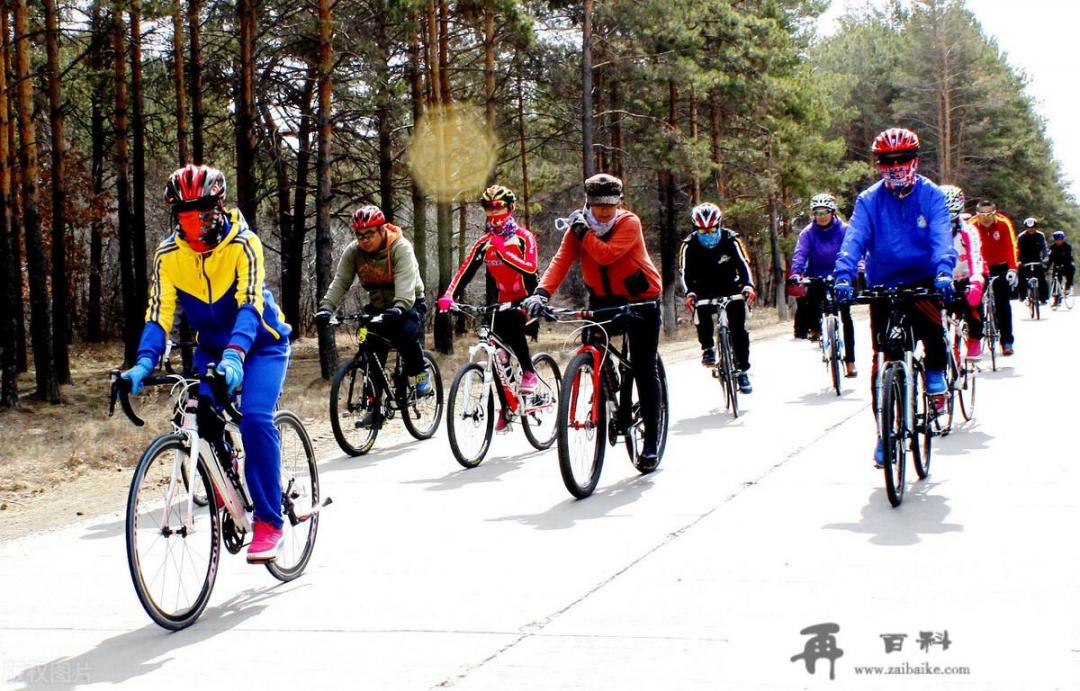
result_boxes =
[987,264,1014,345]
[588,296,661,453]
[1051,262,1074,290]
[868,292,945,407]
[798,283,856,363]
[1018,264,1048,303]
[694,300,750,371]
[948,279,984,340]
[493,309,535,374]
[368,298,427,377]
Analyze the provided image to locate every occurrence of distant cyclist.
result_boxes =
[1049,230,1074,301]
[832,128,955,468]
[940,185,985,360]
[788,193,857,378]
[1017,217,1049,304]
[973,199,1018,355]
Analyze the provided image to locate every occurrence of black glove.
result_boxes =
[382,306,404,322]
[314,309,333,326]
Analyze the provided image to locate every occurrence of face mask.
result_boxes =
[879,158,918,191]
[487,211,517,237]
[697,229,722,249]
[586,208,618,237]
[176,209,224,252]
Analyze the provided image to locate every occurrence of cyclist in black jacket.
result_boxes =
[1049,230,1074,296]
[678,202,757,394]
[1017,217,1049,303]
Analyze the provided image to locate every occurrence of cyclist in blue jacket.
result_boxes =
[121,164,292,563]
[832,128,955,468]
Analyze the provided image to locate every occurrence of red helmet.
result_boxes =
[871,128,920,158]
[351,205,386,231]
[165,164,227,209]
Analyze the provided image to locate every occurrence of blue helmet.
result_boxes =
[1053,230,1066,240]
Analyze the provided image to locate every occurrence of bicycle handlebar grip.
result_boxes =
[205,367,243,422]
[109,369,146,427]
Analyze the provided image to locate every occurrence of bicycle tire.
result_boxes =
[958,361,976,421]
[447,362,494,468]
[126,434,220,631]
[329,357,380,456]
[402,350,444,440]
[718,328,739,418]
[267,411,320,582]
[522,353,561,451]
[625,355,669,473]
[912,366,933,480]
[557,352,606,498]
[1050,277,1063,311]
[828,318,842,396]
[880,365,907,508]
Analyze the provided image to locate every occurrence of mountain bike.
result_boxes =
[328,311,444,456]
[982,276,999,372]
[1049,266,1074,311]
[1022,261,1043,320]
[110,367,325,631]
[795,277,845,396]
[547,302,670,498]
[445,302,561,468]
[693,295,745,416]
[856,285,940,508]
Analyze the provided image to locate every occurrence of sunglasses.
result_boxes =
[976,210,996,217]
[482,200,509,212]
[354,228,380,242]
[875,152,917,167]
[812,210,833,217]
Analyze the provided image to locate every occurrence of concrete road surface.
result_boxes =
[2,304,1077,690]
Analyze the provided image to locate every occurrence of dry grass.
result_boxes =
[0,308,792,539]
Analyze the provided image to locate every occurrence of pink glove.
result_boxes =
[488,234,507,252]
[966,282,983,308]
[437,295,454,312]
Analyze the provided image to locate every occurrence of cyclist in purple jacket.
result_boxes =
[788,193,857,378]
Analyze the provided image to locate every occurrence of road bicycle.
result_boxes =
[944,300,977,424]
[794,277,846,396]
[981,276,1000,372]
[328,311,444,456]
[1021,261,1043,320]
[110,367,324,630]
[547,301,670,498]
[445,302,561,468]
[693,296,746,416]
[1049,266,1074,311]
[856,286,941,508]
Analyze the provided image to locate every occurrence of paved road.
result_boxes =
[1,304,1077,690]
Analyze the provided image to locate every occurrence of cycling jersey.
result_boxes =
[320,224,424,311]
[138,208,291,364]
[537,210,661,300]
[1049,240,1074,267]
[678,228,754,298]
[445,228,538,303]
[976,213,1018,270]
[952,218,985,284]
[1017,230,1049,265]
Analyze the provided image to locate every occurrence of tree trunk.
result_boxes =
[187,0,204,163]
[284,65,316,334]
[314,0,338,378]
[4,6,26,372]
[130,0,148,312]
[483,0,495,130]
[769,190,787,319]
[708,89,722,199]
[44,0,70,384]
[689,85,700,205]
[610,75,623,180]
[235,0,258,229]
[408,13,427,284]
[113,0,138,365]
[171,0,188,164]
[375,1,394,221]
[581,0,594,179]
[87,2,106,342]
[14,0,60,402]
[0,10,16,406]
[516,57,531,230]
[431,0,453,354]
[658,80,678,335]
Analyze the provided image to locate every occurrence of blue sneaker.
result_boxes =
[924,369,947,396]
[413,372,433,397]
[873,439,885,469]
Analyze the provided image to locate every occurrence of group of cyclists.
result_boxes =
[118,123,1072,563]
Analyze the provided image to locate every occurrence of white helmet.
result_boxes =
[1023,217,1039,228]
[690,202,722,230]
[809,193,837,213]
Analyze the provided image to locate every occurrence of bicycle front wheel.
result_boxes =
[126,434,220,631]
[880,366,907,508]
[718,328,739,418]
[266,411,320,582]
[330,357,380,456]
[402,350,444,440]
[624,355,669,473]
[447,363,494,468]
[912,370,933,480]
[557,352,607,498]
[828,318,842,396]
[522,353,561,451]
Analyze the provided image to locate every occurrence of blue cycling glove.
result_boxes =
[834,279,854,304]
[216,349,245,395]
[121,357,155,394]
[934,273,954,299]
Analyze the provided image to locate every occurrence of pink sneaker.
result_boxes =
[965,339,982,360]
[495,409,509,433]
[247,521,284,563]
[519,370,539,393]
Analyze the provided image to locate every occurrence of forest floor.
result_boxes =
[0,308,794,540]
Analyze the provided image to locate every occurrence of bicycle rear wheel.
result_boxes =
[402,350,444,440]
[330,357,380,456]
[880,366,907,507]
[447,363,494,468]
[624,355,669,473]
[1050,278,1063,311]
[557,352,606,498]
[522,353,561,451]
[912,368,933,480]
[958,361,976,421]
[126,434,220,631]
[267,411,320,582]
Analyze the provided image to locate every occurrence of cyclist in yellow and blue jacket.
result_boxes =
[121,164,292,563]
